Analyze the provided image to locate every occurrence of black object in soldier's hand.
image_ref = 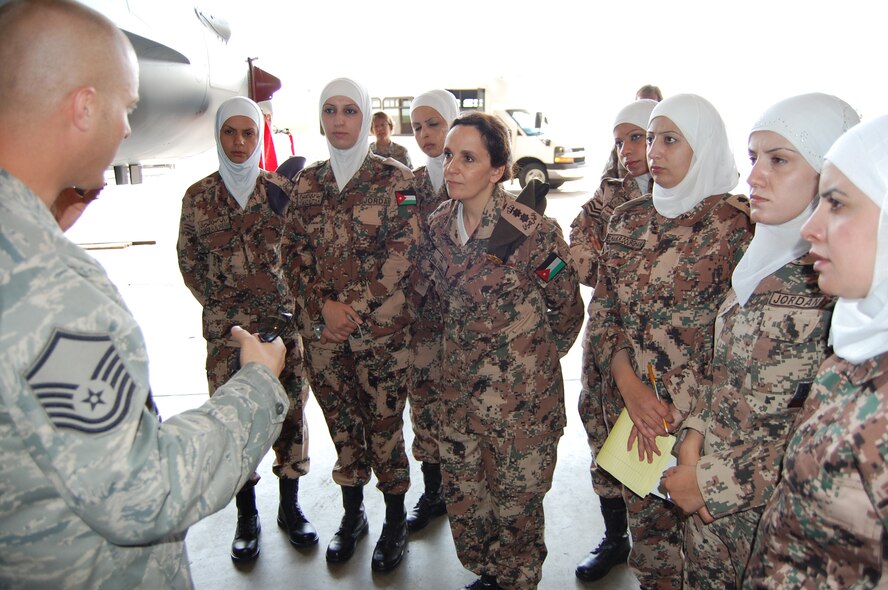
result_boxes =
[256,311,294,343]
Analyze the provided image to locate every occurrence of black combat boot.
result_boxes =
[277,477,319,547]
[326,485,369,563]
[575,495,631,582]
[463,574,502,589]
[406,462,447,532]
[371,492,408,572]
[230,485,260,562]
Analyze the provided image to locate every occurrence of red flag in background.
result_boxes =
[260,117,278,171]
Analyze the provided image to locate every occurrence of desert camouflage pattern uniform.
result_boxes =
[587,192,752,590]
[370,140,413,168]
[744,351,888,589]
[570,174,648,499]
[421,185,583,589]
[681,256,833,589]
[0,170,287,589]
[407,166,448,462]
[177,171,309,479]
[285,153,419,494]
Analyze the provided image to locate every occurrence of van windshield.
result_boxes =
[506,109,548,137]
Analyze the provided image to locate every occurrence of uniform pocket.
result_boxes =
[751,308,827,394]
[352,204,384,251]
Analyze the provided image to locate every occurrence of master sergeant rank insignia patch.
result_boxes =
[26,329,136,434]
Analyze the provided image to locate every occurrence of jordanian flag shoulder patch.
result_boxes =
[535,253,566,283]
[396,189,417,207]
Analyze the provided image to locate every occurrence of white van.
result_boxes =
[373,88,587,190]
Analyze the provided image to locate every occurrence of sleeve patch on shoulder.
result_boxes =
[535,253,566,283]
[396,190,417,207]
[26,330,136,434]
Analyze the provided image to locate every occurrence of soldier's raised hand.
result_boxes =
[230,325,285,378]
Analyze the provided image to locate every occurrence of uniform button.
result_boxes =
[275,402,285,415]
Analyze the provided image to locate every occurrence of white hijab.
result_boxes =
[650,94,738,218]
[216,96,263,208]
[410,89,460,191]
[613,99,657,190]
[825,115,888,363]
[320,78,371,193]
[732,94,860,306]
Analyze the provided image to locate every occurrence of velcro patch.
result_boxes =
[768,293,825,309]
[27,330,136,434]
[297,192,323,207]
[363,195,388,206]
[196,216,231,237]
[606,233,645,250]
[535,253,566,283]
[396,190,417,207]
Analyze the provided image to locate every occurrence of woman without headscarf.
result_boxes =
[284,78,420,573]
[370,111,413,167]
[660,94,859,589]
[744,114,888,588]
[402,89,460,532]
[418,111,583,589]
[571,98,658,583]
[586,94,753,589]
[177,96,316,562]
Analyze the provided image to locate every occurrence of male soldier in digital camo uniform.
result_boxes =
[0,1,288,587]
[177,96,317,562]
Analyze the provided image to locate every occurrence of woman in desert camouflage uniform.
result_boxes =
[285,77,420,574]
[177,96,316,562]
[403,89,461,533]
[587,94,753,589]
[661,93,859,589]
[745,114,888,589]
[571,98,657,584]
[421,111,583,589]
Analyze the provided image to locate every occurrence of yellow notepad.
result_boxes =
[597,408,676,498]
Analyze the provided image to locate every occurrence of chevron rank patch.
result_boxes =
[396,190,417,207]
[535,253,566,283]
[27,329,137,434]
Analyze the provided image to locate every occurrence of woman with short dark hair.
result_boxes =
[420,111,583,589]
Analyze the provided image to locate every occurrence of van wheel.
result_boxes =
[518,163,548,188]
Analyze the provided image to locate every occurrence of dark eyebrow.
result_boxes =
[764,146,798,154]
[819,187,849,199]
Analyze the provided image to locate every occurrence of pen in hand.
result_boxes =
[647,362,670,434]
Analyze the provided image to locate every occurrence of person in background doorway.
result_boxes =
[403,88,461,533]
[662,93,858,588]
[419,111,583,589]
[587,94,752,589]
[744,114,888,589]
[0,2,287,587]
[571,98,657,584]
[371,111,413,167]
[177,96,317,562]
[285,77,420,573]
[636,85,663,102]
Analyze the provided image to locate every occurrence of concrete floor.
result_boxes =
[68,161,641,590]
